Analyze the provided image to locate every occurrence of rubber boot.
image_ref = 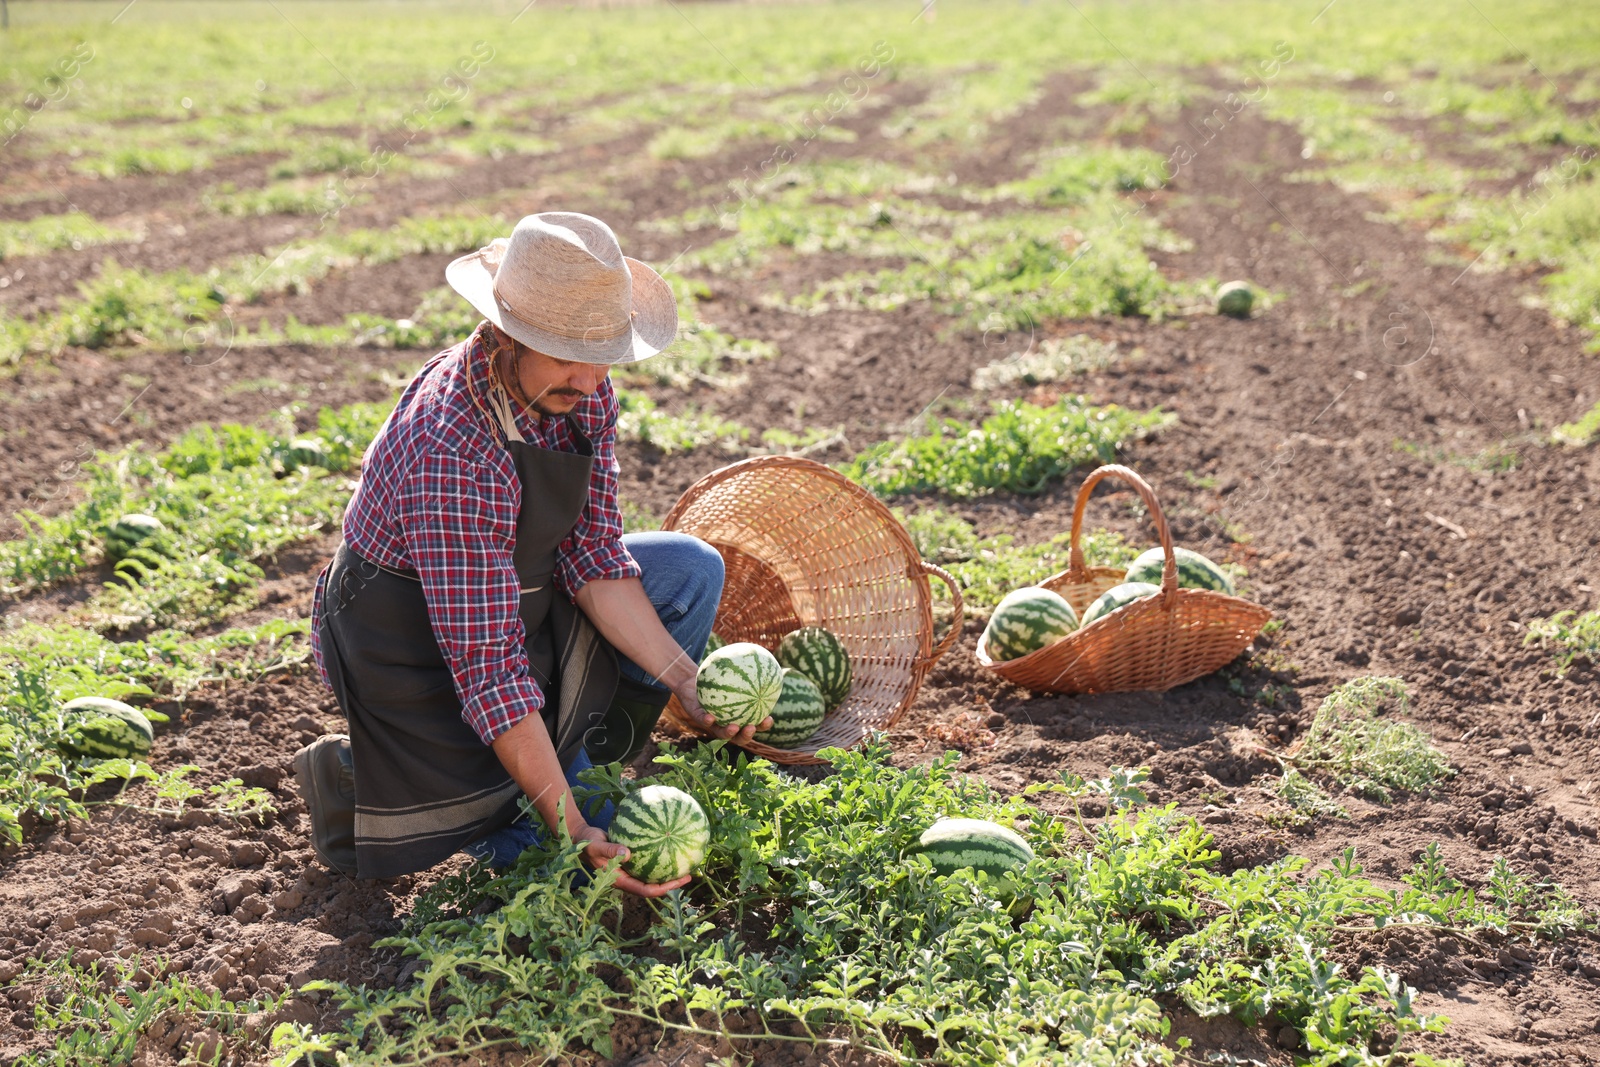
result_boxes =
[585,678,672,766]
[291,734,358,876]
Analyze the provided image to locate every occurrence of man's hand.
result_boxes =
[672,681,773,747]
[573,579,771,745]
[575,824,691,898]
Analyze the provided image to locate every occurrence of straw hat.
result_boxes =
[445,212,677,365]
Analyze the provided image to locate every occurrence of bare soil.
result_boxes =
[2,70,1599,1067]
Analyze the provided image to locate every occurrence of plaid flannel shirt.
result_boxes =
[311,321,640,745]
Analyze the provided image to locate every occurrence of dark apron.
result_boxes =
[317,402,619,880]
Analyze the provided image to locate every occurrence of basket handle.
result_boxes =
[919,561,966,667]
[1067,464,1179,602]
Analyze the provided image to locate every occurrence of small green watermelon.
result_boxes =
[776,627,851,710]
[1079,582,1161,627]
[912,818,1034,900]
[696,642,783,729]
[754,669,827,748]
[104,514,164,563]
[1216,281,1254,318]
[1123,546,1235,595]
[279,436,332,474]
[610,784,710,884]
[982,587,1078,661]
[59,696,154,760]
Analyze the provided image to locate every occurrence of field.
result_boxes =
[2,0,1600,1063]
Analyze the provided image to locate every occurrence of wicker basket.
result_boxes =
[660,456,964,764]
[976,464,1272,694]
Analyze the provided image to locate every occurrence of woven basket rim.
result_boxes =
[662,455,931,580]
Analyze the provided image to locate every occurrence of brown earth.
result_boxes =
[2,66,1600,1067]
[0,344,423,540]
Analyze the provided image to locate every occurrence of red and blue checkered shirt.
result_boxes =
[311,321,640,745]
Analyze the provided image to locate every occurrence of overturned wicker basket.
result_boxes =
[976,464,1272,694]
[660,456,963,764]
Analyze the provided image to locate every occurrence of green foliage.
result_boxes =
[0,618,307,844]
[1290,678,1453,802]
[1523,609,1600,669]
[971,335,1122,390]
[0,401,386,628]
[1392,437,1523,473]
[896,505,1137,611]
[843,397,1171,498]
[202,176,355,217]
[12,952,283,1066]
[988,145,1169,205]
[619,274,779,390]
[790,200,1198,328]
[664,151,1195,330]
[649,116,849,160]
[1433,159,1600,342]
[279,741,1589,1066]
[1553,400,1600,446]
[1259,766,1348,828]
[619,499,663,533]
[0,260,227,363]
[140,765,278,820]
[675,194,957,274]
[881,65,1046,146]
[0,213,138,262]
[616,390,749,454]
[262,286,481,353]
[1,214,507,364]
[1265,85,1417,166]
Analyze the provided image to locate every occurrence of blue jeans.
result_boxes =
[613,531,725,687]
[460,532,724,868]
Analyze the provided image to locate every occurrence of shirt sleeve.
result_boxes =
[396,449,544,745]
[555,385,641,599]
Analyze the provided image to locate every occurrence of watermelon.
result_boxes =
[701,631,727,660]
[1079,581,1160,627]
[1124,546,1235,596]
[104,514,164,563]
[913,818,1034,882]
[609,784,710,884]
[696,642,783,729]
[1217,281,1254,318]
[776,627,852,710]
[59,696,154,760]
[981,587,1078,661]
[754,669,827,748]
[278,436,333,475]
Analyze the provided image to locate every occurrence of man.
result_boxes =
[293,211,768,897]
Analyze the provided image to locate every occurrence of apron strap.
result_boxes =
[490,383,527,445]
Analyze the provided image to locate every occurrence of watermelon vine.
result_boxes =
[273,741,1590,1066]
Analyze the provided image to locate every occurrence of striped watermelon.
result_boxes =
[701,631,727,660]
[1216,280,1255,318]
[776,627,851,710]
[1124,546,1235,595]
[696,642,783,729]
[59,697,153,760]
[913,818,1034,881]
[104,514,164,563]
[754,669,827,748]
[610,784,711,884]
[279,436,332,474]
[982,587,1078,661]
[1080,581,1160,627]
